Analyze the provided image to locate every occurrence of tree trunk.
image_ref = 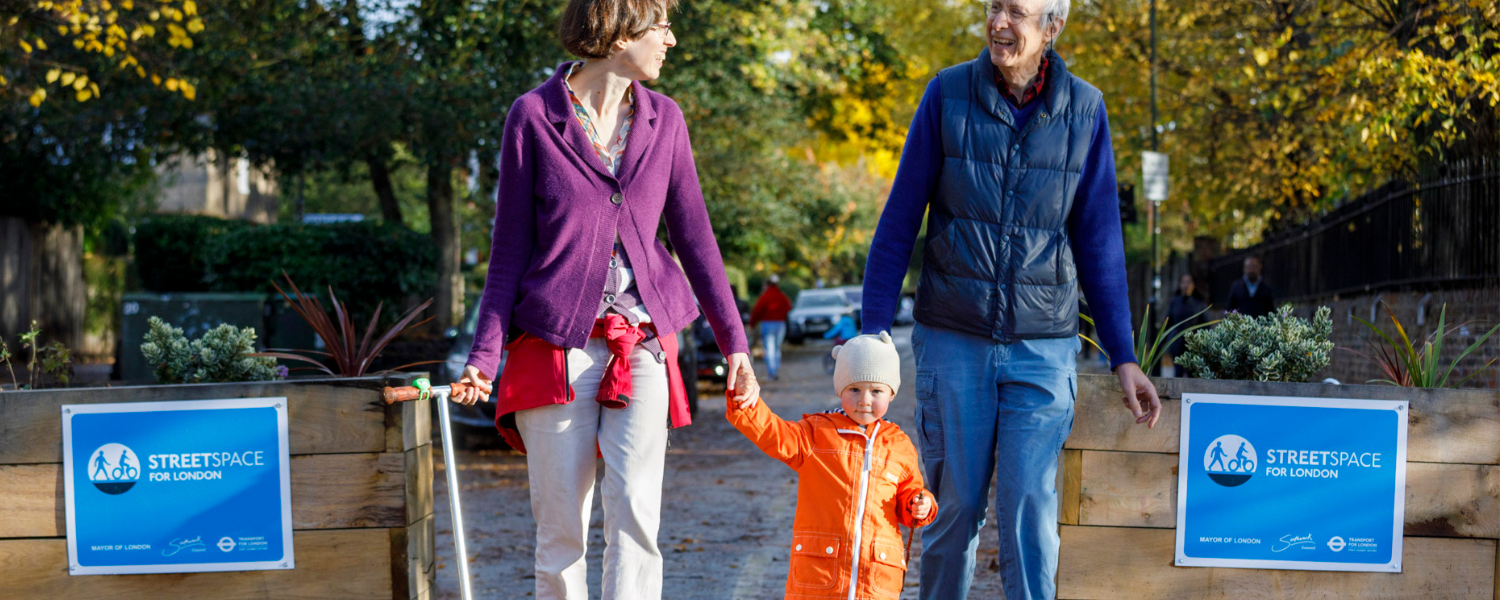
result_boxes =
[426,162,462,331]
[369,154,404,226]
[0,218,86,352]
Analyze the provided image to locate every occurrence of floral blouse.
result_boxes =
[564,61,634,175]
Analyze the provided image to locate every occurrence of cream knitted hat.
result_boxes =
[831,331,902,398]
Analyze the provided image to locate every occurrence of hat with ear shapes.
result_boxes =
[831,331,902,398]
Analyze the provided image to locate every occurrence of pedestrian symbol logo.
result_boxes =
[87,443,140,495]
[1204,434,1257,487]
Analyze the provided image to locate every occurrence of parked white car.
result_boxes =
[787,288,853,344]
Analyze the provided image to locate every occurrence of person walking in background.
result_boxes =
[859,0,1161,598]
[1226,256,1276,317]
[446,0,757,596]
[1165,273,1207,375]
[750,275,792,381]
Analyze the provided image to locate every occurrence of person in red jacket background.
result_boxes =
[750,274,793,381]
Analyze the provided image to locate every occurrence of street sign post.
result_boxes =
[1175,394,1408,572]
[1142,150,1169,202]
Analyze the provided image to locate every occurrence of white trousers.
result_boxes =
[514,337,670,600]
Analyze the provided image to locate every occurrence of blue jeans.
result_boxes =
[758,321,786,378]
[911,323,1079,600]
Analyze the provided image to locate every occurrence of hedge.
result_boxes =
[133,216,438,321]
[132,215,251,292]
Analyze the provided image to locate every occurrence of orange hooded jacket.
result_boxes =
[728,396,937,600]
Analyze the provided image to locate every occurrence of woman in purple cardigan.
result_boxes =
[448,0,756,597]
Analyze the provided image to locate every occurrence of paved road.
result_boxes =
[432,325,1008,599]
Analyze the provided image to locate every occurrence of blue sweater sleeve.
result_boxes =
[1069,102,1138,368]
[862,79,943,335]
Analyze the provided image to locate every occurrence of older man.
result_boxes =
[860,1,1160,598]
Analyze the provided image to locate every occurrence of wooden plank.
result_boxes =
[389,513,435,600]
[1066,375,1181,454]
[0,378,415,464]
[1069,375,1500,465]
[1060,449,1083,526]
[0,464,62,537]
[1058,526,1496,600]
[1075,451,1500,539]
[405,444,433,527]
[1406,463,1500,539]
[0,528,395,600]
[386,397,431,453]
[291,453,407,530]
[2,454,409,537]
[1079,451,1177,529]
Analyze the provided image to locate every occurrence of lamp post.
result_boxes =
[1149,0,1159,308]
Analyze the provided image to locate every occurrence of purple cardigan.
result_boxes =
[466,64,749,378]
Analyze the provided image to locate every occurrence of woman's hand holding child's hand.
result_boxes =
[910,492,932,520]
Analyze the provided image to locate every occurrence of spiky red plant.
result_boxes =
[252,272,440,377]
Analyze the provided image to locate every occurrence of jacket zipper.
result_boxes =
[837,422,881,600]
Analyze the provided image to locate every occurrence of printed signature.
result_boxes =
[1271,534,1316,553]
[162,536,205,557]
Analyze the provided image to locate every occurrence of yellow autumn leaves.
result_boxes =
[7,0,203,105]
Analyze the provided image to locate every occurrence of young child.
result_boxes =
[727,331,936,600]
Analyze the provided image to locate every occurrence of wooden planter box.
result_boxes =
[0,375,435,600]
[1058,375,1499,599]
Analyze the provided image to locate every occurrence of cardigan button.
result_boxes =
[609,258,619,269]
[610,192,623,205]
[604,294,616,304]
[657,351,667,361]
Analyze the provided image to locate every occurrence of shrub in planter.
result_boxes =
[205,221,438,323]
[132,215,251,292]
[1176,305,1333,382]
[141,316,282,384]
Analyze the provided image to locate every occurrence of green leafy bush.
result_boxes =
[1176,305,1334,382]
[205,221,437,321]
[140,316,281,384]
[132,217,438,322]
[133,215,252,292]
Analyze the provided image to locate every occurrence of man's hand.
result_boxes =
[1114,362,1161,428]
[453,365,493,406]
[726,352,759,404]
[910,492,932,520]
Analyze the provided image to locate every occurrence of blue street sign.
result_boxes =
[1175,394,1408,572]
[62,398,293,575]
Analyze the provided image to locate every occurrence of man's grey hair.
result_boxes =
[1042,0,1069,50]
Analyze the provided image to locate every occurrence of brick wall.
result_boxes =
[1274,287,1500,388]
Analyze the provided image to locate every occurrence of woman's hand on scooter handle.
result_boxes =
[454,365,493,406]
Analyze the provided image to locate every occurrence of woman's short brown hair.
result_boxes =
[558,0,676,59]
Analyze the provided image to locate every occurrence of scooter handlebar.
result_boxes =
[383,382,475,404]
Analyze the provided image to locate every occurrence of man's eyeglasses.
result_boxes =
[985,1,1037,25]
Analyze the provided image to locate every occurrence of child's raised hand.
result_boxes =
[910,492,931,520]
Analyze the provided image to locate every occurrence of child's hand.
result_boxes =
[727,390,759,411]
[910,492,931,520]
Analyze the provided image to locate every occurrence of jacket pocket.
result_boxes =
[868,538,908,597]
[789,532,841,590]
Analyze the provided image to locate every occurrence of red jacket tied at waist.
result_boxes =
[593,314,646,409]
[493,317,690,454]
